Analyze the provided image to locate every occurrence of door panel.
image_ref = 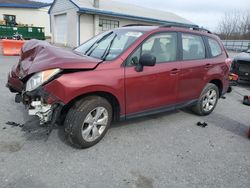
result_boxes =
[125,63,180,115]
[125,32,180,115]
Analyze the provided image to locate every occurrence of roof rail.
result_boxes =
[160,23,212,34]
[122,24,153,27]
[193,27,212,34]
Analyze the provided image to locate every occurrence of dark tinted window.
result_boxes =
[182,34,205,60]
[127,32,177,66]
[208,38,222,57]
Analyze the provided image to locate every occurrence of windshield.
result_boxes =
[74,30,144,60]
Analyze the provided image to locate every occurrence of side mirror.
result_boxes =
[140,53,156,66]
[135,53,156,72]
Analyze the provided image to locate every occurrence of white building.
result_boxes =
[49,0,196,47]
[0,0,51,36]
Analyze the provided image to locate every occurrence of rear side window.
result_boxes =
[182,34,205,60]
[208,38,222,57]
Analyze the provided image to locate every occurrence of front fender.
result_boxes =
[43,69,125,114]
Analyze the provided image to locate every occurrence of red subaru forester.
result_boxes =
[7,25,231,148]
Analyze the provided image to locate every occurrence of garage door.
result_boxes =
[55,14,67,44]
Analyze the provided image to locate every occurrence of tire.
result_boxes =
[64,96,112,148]
[192,83,219,116]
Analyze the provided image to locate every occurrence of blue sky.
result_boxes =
[38,0,250,31]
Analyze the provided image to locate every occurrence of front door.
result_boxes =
[125,32,180,116]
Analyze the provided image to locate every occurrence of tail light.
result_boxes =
[229,73,239,81]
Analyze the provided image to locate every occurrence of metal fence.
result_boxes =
[222,40,250,52]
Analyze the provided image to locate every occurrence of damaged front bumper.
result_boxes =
[28,101,54,124]
[13,87,64,125]
[7,69,64,125]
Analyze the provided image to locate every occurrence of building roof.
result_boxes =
[0,0,51,9]
[50,0,197,27]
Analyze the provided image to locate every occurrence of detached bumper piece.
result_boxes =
[20,87,64,125]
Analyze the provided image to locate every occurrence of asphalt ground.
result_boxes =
[0,54,249,188]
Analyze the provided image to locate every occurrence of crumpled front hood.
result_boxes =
[16,39,102,78]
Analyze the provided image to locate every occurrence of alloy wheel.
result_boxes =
[202,89,217,112]
[81,107,109,142]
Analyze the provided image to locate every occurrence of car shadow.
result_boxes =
[56,124,73,147]
[110,110,180,128]
[12,106,53,141]
[237,80,250,90]
[6,105,65,142]
[12,104,249,146]
[18,117,71,146]
[55,110,180,147]
[5,116,51,141]
[181,106,249,139]
[202,113,249,139]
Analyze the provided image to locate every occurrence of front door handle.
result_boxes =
[205,64,212,69]
[170,68,180,75]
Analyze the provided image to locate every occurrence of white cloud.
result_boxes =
[114,0,250,31]
[42,0,249,31]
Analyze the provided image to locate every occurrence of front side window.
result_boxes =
[208,38,222,57]
[127,32,177,66]
[182,34,205,60]
[74,30,144,61]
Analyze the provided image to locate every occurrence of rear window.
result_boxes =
[182,34,205,60]
[208,38,222,57]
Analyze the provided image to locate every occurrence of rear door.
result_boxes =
[125,32,180,116]
[178,33,208,103]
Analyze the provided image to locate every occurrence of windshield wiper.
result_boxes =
[101,34,117,61]
[84,32,113,56]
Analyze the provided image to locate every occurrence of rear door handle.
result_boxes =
[170,68,180,75]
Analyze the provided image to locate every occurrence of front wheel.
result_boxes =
[192,83,219,116]
[64,96,112,148]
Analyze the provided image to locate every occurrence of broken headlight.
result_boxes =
[25,68,61,92]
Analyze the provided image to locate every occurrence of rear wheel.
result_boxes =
[192,83,219,116]
[64,96,112,148]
